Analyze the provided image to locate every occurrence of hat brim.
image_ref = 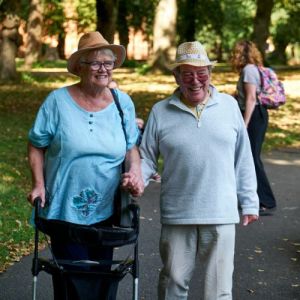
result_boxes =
[67,44,126,76]
[168,60,217,71]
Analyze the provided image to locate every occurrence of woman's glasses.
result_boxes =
[80,61,114,71]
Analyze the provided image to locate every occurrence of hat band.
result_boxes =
[177,53,209,62]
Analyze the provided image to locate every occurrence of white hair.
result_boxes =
[80,48,117,62]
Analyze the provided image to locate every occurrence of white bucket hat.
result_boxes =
[67,31,126,76]
[168,41,216,70]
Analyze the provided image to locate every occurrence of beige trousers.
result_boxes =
[158,224,235,300]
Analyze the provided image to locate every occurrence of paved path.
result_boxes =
[0,149,300,300]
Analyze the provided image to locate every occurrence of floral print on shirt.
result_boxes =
[72,188,102,217]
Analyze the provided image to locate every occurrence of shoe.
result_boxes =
[259,206,276,216]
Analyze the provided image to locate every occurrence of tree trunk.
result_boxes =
[96,0,119,43]
[150,0,177,73]
[178,0,196,43]
[24,0,43,69]
[57,31,66,60]
[271,42,288,64]
[117,0,129,51]
[0,14,22,81]
[215,40,223,62]
[252,0,274,61]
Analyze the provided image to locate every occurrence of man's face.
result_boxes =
[175,65,210,106]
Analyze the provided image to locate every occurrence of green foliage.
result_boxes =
[17,58,67,68]
[117,0,158,37]
[177,0,256,60]
[135,63,152,75]
[0,0,29,20]
[0,83,51,271]
[271,0,300,45]
[75,0,97,32]
[198,0,256,59]
[42,0,65,36]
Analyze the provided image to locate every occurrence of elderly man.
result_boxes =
[139,41,259,300]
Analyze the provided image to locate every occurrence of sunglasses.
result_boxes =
[181,72,209,83]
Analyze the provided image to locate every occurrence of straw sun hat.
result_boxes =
[168,41,216,70]
[67,31,126,76]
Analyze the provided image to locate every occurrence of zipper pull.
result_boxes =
[197,119,202,128]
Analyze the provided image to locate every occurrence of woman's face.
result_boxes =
[79,50,115,88]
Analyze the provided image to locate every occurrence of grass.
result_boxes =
[0,64,299,272]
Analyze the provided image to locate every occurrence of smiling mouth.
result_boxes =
[95,74,108,79]
[189,86,204,92]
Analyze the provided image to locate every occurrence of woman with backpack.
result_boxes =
[231,40,276,215]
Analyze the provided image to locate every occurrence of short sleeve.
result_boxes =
[28,92,59,148]
[242,64,261,91]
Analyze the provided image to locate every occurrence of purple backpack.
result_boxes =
[256,66,286,109]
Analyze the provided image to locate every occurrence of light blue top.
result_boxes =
[140,86,259,225]
[29,87,139,225]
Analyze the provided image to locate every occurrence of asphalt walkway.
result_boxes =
[0,149,300,300]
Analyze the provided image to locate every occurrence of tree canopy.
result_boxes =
[0,0,299,80]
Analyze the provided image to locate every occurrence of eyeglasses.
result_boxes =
[181,72,209,83]
[80,61,114,71]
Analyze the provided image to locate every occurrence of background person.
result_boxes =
[139,41,259,300]
[27,31,144,299]
[231,40,277,215]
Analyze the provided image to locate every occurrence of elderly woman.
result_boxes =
[27,31,144,299]
[231,40,276,215]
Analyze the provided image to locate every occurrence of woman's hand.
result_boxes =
[121,172,144,197]
[123,146,144,197]
[27,185,46,207]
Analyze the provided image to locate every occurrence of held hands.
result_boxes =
[121,172,144,197]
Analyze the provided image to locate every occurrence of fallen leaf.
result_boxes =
[291,258,298,262]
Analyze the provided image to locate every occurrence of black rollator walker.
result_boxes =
[31,196,140,300]
[31,89,140,299]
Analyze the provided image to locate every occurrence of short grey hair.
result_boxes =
[80,48,117,62]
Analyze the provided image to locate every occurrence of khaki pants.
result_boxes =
[158,224,235,300]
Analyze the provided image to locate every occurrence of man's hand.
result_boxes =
[121,172,144,197]
[242,214,259,226]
